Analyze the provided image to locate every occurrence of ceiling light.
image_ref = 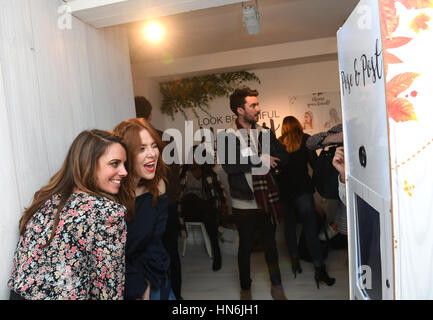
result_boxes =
[242,2,260,35]
[145,22,164,44]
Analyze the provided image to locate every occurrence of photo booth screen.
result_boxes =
[356,194,382,300]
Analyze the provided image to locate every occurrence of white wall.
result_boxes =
[131,74,162,121]
[0,0,135,299]
[133,59,340,137]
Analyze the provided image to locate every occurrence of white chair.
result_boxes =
[182,222,213,258]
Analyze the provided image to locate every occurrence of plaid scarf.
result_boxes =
[236,120,282,224]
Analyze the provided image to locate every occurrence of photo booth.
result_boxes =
[337,0,433,299]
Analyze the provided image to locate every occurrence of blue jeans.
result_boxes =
[150,278,176,300]
[281,193,324,267]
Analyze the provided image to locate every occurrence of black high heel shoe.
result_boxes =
[314,265,335,289]
[212,247,222,271]
[291,257,303,278]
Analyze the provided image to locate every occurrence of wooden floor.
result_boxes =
[180,224,350,300]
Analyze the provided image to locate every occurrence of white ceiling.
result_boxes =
[68,0,360,75]
[125,0,360,65]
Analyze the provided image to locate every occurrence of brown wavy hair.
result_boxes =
[278,116,304,153]
[19,129,132,248]
[113,118,167,221]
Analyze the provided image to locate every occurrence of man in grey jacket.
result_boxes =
[219,87,289,300]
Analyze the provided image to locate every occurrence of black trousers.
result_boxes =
[180,194,220,256]
[233,208,282,290]
[162,201,183,300]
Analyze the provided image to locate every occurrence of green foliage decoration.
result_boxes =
[159,71,260,120]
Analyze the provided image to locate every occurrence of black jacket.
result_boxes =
[277,133,318,198]
[124,193,170,299]
[219,123,289,200]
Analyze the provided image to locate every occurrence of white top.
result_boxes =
[338,174,346,206]
[231,172,258,210]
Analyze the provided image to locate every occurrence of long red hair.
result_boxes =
[278,116,304,153]
[113,118,167,221]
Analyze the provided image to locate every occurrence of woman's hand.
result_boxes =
[332,146,346,183]
[138,279,151,300]
[260,154,280,169]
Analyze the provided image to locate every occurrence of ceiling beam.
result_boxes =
[132,37,338,80]
[66,0,247,28]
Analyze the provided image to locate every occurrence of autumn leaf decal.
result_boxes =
[384,51,404,64]
[410,13,431,33]
[388,98,418,122]
[397,0,433,9]
[381,0,400,38]
[382,47,405,78]
[383,36,412,48]
[379,1,405,77]
[387,72,420,97]
[379,1,425,123]
[387,73,420,122]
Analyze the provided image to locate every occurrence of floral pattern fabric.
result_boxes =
[8,192,127,300]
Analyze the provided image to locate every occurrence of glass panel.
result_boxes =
[355,194,382,300]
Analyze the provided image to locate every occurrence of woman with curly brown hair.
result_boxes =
[8,129,129,300]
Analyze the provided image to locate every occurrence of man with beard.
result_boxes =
[219,87,289,300]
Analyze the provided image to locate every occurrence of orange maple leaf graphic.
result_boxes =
[379,1,402,77]
[386,72,421,97]
[380,0,399,38]
[384,51,404,64]
[398,0,433,9]
[379,1,426,123]
[383,36,412,49]
[387,97,418,122]
[387,73,420,122]
[410,13,431,33]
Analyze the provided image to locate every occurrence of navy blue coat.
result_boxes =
[124,193,170,300]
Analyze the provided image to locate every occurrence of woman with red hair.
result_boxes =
[114,118,175,300]
[277,116,335,289]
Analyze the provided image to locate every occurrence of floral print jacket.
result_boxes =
[8,192,127,300]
